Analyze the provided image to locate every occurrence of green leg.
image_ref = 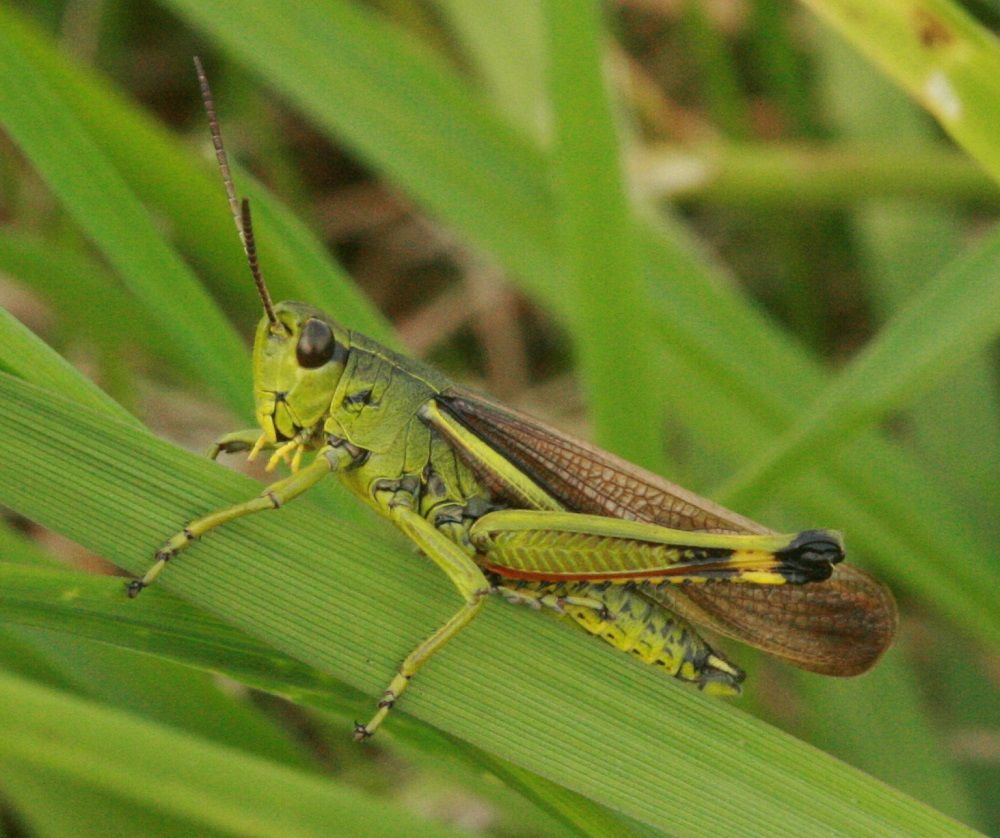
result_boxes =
[470,509,842,585]
[208,428,271,460]
[128,447,341,597]
[495,584,610,617]
[355,498,490,741]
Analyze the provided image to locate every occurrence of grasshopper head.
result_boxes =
[190,63,350,445]
[252,302,350,442]
[190,66,350,444]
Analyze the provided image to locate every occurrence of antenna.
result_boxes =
[240,197,272,323]
[193,55,278,327]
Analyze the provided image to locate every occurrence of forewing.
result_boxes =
[436,389,765,533]
[644,565,898,675]
[433,388,896,674]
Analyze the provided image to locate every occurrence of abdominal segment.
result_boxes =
[495,578,744,696]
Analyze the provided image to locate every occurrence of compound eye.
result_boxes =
[296,318,336,368]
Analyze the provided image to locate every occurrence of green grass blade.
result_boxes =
[790,31,987,824]
[1,761,228,838]
[434,0,548,136]
[746,0,818,134]
[0,560,638,838]
[0,523,56,567]
[799,0,1000,184]
[0,670,458,838]
[0,561,354,709]
[0,231,152,353]
[0,523,317,779]
[543,0,665,470]
[0,6,392,345]
[14,626,313,768]
[0,307,134,423]
[0,371,973,835]
[796,654,980,827]
[817,29,1000,537]
[638,142,998,207]
[0,27,251,416]
[679,0,749,137]
[162,0,556,287]
[493,761,652,838]
[717,223,1000,509]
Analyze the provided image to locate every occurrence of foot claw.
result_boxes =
[352,722,373,742]
[125,580,145,598]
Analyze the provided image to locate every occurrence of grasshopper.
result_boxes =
[129,60,897,740]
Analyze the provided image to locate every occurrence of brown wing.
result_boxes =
[644,565,898,676]
[436,389,766,533]
[435,388,897,675]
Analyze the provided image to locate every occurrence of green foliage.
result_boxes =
[0,0,996,834]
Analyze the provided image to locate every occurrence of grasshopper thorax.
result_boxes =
[252,301,350,442]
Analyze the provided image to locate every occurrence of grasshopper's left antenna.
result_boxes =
[194,55,278,328]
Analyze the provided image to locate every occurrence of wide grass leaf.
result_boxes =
[0,670,458,838]
[0,369,972,835]
[0,560,649,838]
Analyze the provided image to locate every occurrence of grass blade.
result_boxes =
[799,0,1000,184]
[0,369,973,835]
[0,560,640,838]
[0,306,134,423]
[718,223,1000,508]
[0,27,251,416]
[0,670,458,838]
[543,0,665,470]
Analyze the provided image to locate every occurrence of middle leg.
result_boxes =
[354,488,491,740]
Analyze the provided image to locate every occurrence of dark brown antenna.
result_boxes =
[193,55,278,327]
[240,197,271,321]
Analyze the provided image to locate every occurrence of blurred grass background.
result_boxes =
[0,0,998,835]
